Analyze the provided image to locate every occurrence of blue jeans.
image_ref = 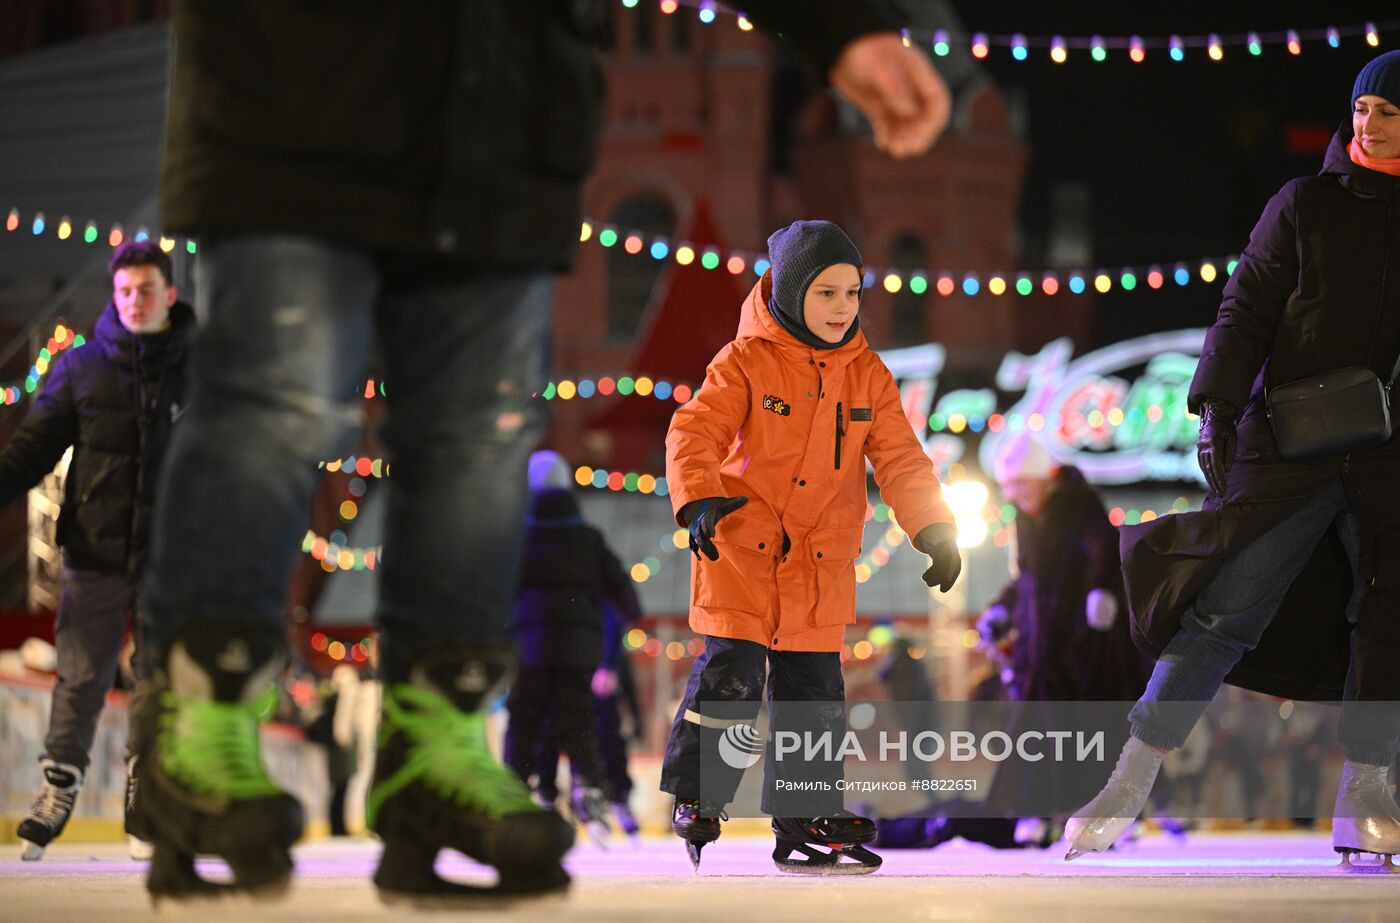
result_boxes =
[140,235,553,681]
[1129,481,1400,765]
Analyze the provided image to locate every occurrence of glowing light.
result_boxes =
[853,640,874,660]
[4,209,17,232]
[971,33,989,59]
[654,380,673,400]
[1327,27,1341,49]
[673,384,693,402]
[650,240,669,260]
[327,641,346,660]
[159,236,176,252]
[108,225,123,247]
[1011,34,1028,61]
[556,380,577,400]
[617,376,635,395]
[1120,272,1137,291]
[607,471,625,491]
[1068,274,1086,294]
[631,563,650,582]
[598,377,616,395]
[598,228,618,248]
[962,275,980,296]
[623,234,643,254]
[909,274,928,294]
[625,628,646,650]
[1050,36,1067,64]
[659,0,678,14]
[1094,273,1112,294]
[635,376,654,396]
[901,30,911,49]
[754,258,771,275]
[57,218,72,240]
[666,642,686,661]
[1247,32,1262,56]
[1200,262,1218,283]
[726,255,746,274]
[574,466,592,487]
[936,274,955,296]
[1147,268,1164,289]
[1169,35,1184,62]
[1129,36,1145,63]
[1208,34,1223,61]
[1015,276,1033,297]
[1174,264,1191,286]
[988,276,1007,296]
[1226,259,1238,276]
[855,563,872,583]
[31,212,45,235]
[737,15,753,31]
[698,1,716,24]
[580,221,592,242]
[933,29,950,57]
[1366,23,1379,47]
[84,222,98,243]
[1287,30,1301,56]
[701,250,720,270]
[577,378,596,398]
[944,479,989,518]
[883,273,902,294]
[638,474,656,494]
[1090,36,1107,62]
[1042,274,1059,296]
[948,413,967,434]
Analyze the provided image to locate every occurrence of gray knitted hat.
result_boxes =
[765,220,863,350]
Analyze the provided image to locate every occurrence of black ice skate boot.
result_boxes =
[570,784,613,847]
[772,811,882,875]
[673,798,727,871]
[367,646,574,906]
[17,759,84,861]
[132,622,303,903]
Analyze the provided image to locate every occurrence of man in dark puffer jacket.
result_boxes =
[0,241,193,861]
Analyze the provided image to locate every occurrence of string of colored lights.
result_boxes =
[2,323,86,405]
[618,1,1394,63]
[542,374,693,403]
[6,203,1241,301]
[581,218,1241,296]
[574,465,670,496]
[308,630,374,664]
[4,207,196,254]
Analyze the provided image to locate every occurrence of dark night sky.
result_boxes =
[946,1,1394,345]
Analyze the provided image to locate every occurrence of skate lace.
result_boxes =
[158,687,281,802]
[365,684,536,830]
[27,778,79,828]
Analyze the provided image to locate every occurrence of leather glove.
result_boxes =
[976,604,1011,647]
[681,496,748,561]
[914,521,962,592]
[1196,398,1238,497]
[1085,588,1119,631]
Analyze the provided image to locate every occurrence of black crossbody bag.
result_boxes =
[1266,356,1400,462]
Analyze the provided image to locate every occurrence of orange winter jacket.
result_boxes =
[666,272,954,652]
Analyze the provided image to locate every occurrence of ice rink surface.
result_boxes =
[2,831,1397,923]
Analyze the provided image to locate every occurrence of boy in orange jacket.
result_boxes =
[661,220,961,874]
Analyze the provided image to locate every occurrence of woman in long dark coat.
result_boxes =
[1067,51,1400,865]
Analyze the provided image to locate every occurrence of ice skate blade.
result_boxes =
[580,819,612,850]
[150,878,292,910]
[19,839,45,861]
[1335,849,1398,873]
[772,842,882,875]
[377,872,570,909]
[128,835,154,861]
[1064,847,1085,862]
[685,840,704,872]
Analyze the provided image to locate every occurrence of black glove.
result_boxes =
[914,522,962,592]
[1196,398,1238,497]
[681,496,749,561]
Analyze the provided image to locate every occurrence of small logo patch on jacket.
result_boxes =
[850,408,872,421]
[762,395,791,416]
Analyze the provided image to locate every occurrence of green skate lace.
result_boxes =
[158,686,281,803]
[365,683,537,830]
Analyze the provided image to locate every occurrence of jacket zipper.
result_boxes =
[835,402,844,469]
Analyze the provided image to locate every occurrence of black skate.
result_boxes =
[367,647,574,907]
[611,800,642,841]
[772,812,882,875]
[673,798,726,871]
[570,784,612,847]
[17,759,83,861]
[131,622,304,904]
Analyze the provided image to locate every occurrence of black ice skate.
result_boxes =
[772,812,882,875]
[17,758,83,861]
[131,622,304,903]
[673,798,726,871]
[367,647,574,906]
[611,800,642,841]
[570,784,613,847]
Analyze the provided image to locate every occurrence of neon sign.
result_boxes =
[880,330,1208,485]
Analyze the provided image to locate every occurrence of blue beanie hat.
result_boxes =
[765,219,863,350]
[1353,50,1400,107]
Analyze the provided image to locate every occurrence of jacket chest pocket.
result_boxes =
[807,526,863,626]
[692,510,781,617]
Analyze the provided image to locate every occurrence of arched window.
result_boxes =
[891,233,926,344]
[607,195,676,342]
